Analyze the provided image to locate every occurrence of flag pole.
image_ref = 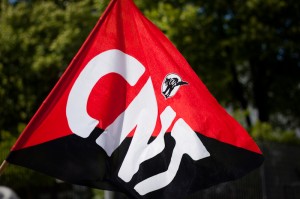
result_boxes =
[0,160,8,176]
[104,190,114,199]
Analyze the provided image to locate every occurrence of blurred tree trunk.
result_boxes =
[250,59,269,122]
[231,64,252,128]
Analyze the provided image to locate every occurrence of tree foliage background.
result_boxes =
[1,0,300,196]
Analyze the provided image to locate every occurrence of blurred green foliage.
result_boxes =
[1,0,300,197]
[251,122,300,144]
[92,189,105,199]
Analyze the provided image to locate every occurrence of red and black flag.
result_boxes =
[6,0,263,198]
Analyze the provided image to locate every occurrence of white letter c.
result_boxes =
[66,49,145,138]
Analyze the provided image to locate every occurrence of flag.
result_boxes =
[6,0,263,198]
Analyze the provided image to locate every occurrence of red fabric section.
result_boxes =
[11,0,261,154]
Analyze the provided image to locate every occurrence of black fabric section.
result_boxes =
[7,128,118,191]
[195,133,264,186]
[188,133,264,193]
[7,129,264,199]
[117,133,264,199]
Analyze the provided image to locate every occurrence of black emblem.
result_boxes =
[161,73,188,98]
